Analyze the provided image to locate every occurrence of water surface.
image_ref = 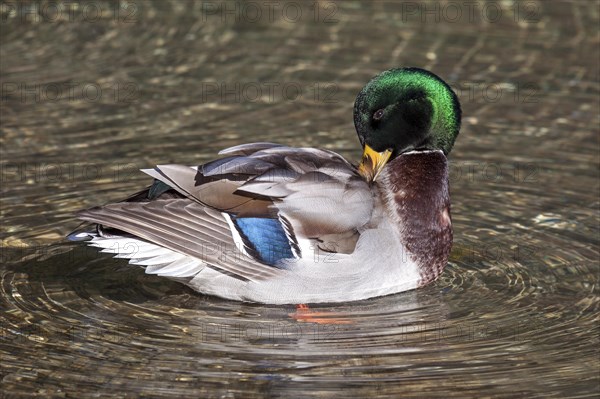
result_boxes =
[1,1,598,397]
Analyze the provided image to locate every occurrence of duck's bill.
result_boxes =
[358,145,392,183]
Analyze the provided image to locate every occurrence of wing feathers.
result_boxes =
[78,200,281,281]
[78,143,373,283]
[218,142,284,156]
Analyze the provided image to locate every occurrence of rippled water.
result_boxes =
[1,1,599,397]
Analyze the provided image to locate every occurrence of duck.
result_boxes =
[70,67,461,304]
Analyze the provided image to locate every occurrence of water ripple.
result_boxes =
[2,1,599,397]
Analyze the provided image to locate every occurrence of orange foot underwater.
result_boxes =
[288,304,353,325]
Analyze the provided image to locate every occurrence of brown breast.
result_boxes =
[377,150,453,286]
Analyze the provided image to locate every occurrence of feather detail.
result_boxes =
[77,144,375,287]
[78,199,282,281]
[218,142,284,156]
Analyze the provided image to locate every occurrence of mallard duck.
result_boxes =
[71,67,461,304]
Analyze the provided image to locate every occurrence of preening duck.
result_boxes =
[71,67,461,304]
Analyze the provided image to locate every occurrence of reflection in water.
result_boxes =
[1,1,598,397]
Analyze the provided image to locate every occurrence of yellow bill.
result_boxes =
[358,144,393,182]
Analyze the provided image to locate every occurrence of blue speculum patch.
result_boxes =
[232,217,294,266]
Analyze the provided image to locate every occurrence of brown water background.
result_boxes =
[1,1,598,397]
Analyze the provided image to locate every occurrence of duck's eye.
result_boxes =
[373,108,385,121]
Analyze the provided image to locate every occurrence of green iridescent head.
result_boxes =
[354,67,461,157]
